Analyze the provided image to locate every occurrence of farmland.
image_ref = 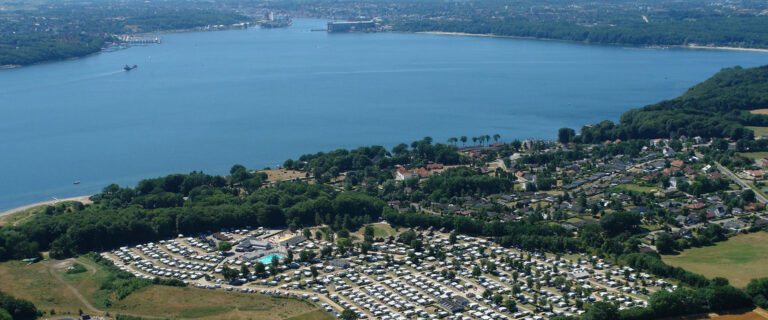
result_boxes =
[662,232,768,288]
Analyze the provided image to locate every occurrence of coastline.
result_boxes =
[0,195,93,218]
[416,31,768,53]
[0,23,253,71]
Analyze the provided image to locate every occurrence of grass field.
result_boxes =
[286,310,336,320]
[738,151,768,160]
[0,208,38,226]
[258,169,306,182]
[357,222,397,238]
[115,287,319,319]
[0,259,89,316]
[0,257,326,319]
[608,184,658,194]
[664,308,768,320]
[0,200,90,227]
[662,232,768,288]
[0,204,51,226]
[747,126,768,137]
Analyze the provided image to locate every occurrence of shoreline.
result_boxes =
[0,195,93,218]
[0,23,253,71]
[416,31,768,53]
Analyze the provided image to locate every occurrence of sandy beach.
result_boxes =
[417,31,768,53]
[0,195,93,218]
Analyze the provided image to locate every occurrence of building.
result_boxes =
[438,296,468,313]
[279,235,306,247]
[327,21,376,32]
[237,237,272,252]
[327,259,351,269]
[570,269,590,280]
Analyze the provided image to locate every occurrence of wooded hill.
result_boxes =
[576,65,768,143]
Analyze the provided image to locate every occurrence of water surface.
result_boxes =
[1,18,766,210]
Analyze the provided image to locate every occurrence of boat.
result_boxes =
[73,180,80,185]
[123,64,138,71]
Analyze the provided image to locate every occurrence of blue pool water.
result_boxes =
[259,254,283,264]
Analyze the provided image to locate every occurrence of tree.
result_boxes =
[449,232,457,244]
[310,266,319,278]
[217,241,232,252]
[254,262,266,275]
[341,309,358,320]
[747,278,768,308]
[221,265,239,282]
[0,309,10,320]
[582,302,618,320]
[472,266,481,277]
[655,233,677,254]
[240,264,249,276]
[743,190,756,202]
[599,211,641,236]
[493,134,501,142]
[303,228,312,239]
[460,136,468,146]
[558,128,576,144]
[504,299,517,311]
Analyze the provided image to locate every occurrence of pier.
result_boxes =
[118,35,162,44]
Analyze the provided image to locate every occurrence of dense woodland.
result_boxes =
[0,3,247,66]
[393,16,768,49]
[572,65,768,143]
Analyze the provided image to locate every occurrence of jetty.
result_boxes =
[117,35,162,45]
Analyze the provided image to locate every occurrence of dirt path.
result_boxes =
[48,259,105,314]
[47,259,167,319]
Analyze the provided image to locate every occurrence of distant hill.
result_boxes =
[578,65,768,142]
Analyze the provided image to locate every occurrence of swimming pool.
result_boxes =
[258,254,283,264]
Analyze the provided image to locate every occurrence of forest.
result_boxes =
[393,16,768,49]
[572,65,768,143]
[0,3,247,66]
[0,165,384,260]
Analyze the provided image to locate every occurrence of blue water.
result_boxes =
[0,18,767,211]
[259,254,283,264]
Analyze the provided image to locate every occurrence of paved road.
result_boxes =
[715,162,768,203]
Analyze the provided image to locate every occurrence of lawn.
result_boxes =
[357,222,397,238]
[286,310,336,320]
[608,184,658,194]
[0,257,327,319]
[662,232,768,288]
[738,151,768,160]
[747,126,768,137]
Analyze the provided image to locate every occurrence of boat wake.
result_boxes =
[313,67,461,75]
